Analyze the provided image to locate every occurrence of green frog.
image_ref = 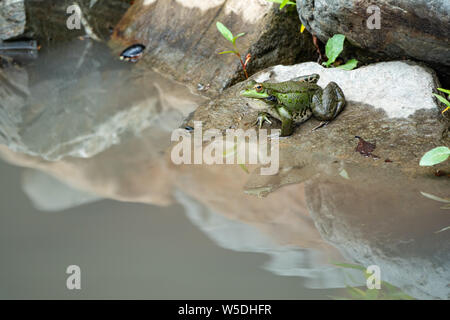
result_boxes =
[240,74,346,136]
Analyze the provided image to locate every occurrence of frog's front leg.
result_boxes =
[254,95,278,128]
[275,105,294,137]
[310,82,346,121]
[254,105,293,136]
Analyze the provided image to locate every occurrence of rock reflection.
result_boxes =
[0,40,449,300]
[22,168,100,212]
[0,39,205,160]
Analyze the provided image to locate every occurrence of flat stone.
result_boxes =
[185,60,449,178]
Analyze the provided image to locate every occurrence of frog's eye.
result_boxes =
[254,84,263,92]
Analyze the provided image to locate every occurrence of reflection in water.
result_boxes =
[22,168,100,212]
[0,39,449,300]
[175,189,364,289]
[0,39,205,160]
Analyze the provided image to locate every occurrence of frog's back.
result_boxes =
[263,81,320,94]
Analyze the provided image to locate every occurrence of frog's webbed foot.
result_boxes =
[255,112,272,129]
[311,82,346,121]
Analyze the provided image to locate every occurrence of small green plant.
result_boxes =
[433,88,450,114]
[216,22,251,79]
[266,0,296,9]
[223,142,249,174]
[266,0,306,33]
[322,34,358,70]
[331,262,415,300]
[419,146,450,166]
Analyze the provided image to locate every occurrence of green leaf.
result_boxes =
[337,58,358,70]
[332,261,366,272]
[365,289,380,300]
[239,163,250,174]
[437,88,450,95]
[381,281,400,294]
[266,0,296,9]
[433,93,450,107]
[232,32,245,44]
[216,21,234,43]
[420,192,450,203]
[339,169,350,180]
[419,146,450,166]
[324,34,345,67]
[435,225,450,233]
[345,286,367,299]
[280,0,296,9]
[300,24,306,33]
[218,50,237,55]
[329,295,351,300]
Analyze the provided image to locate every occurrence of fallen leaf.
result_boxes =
[339,169,350,180]
[355,136,379,158]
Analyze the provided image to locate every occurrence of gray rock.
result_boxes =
[0,59,29,147]
[23,0,130,44]
[297,0,450,75]
[0,0,25,40]
[186,60,448,187]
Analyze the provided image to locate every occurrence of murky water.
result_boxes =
[0,39,448,300]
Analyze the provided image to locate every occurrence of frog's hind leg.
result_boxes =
[311,82,346,121]
[291,74,320,84]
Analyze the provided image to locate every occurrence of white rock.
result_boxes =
[255,61,439,119]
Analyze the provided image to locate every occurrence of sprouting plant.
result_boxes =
[266,0,296,10]
[433,88,450,114]
[266,0,306,33]
[419,146,450,167]
[223,142,249,174]
[322,34,358,70]
[331,262,415,300]
[216,22,251,79]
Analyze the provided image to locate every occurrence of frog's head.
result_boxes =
[240,80,270,99]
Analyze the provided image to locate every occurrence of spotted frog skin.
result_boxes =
[240,74,346,136]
